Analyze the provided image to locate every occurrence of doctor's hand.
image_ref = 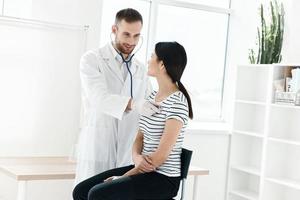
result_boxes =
[132,99,160,116]
[133,155,156,173]
[125,98,133,112]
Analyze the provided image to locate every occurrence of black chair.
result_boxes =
[178,148,193,200]
[144,148,193,200]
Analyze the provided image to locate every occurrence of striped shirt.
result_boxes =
[139,90,189,177]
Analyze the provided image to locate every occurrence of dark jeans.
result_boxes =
[73,165,180,200]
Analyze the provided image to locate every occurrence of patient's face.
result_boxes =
[147,53,162,77]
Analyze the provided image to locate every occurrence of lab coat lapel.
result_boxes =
[99,45,124,84]
[130,60,138,77]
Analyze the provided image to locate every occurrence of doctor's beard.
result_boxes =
[115,41,136,55]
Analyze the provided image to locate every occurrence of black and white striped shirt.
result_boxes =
[139,90,189,177]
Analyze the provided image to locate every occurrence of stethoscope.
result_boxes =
[110,33,143,98]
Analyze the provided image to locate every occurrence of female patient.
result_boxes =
[73,41,193,200]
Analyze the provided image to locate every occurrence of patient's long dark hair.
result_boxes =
[155,42,193,119]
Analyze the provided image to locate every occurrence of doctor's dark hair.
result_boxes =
[115,8,143,25]
[155,42,193,119]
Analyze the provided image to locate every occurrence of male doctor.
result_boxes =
[75,8,153,183]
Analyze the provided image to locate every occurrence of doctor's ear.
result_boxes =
[112,25,117,34]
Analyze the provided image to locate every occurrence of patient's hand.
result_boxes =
[134,155,155,173]
[104,176,121,182]
[104,176,114,182]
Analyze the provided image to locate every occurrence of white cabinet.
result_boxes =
[227,64,300,200]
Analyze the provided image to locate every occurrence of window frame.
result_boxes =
[144,0,233,122]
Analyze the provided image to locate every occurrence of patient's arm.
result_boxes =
[119,130,155,178]
[132,130,155,173]
[122,167,140,177]
[147,118,183,168]
[132,130,143,163]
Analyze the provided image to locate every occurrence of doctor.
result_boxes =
[75,8,153,184]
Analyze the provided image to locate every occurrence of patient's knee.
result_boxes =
[72,184,81,200]
[87,185,106,200]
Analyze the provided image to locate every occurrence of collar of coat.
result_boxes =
[98,43,143,83]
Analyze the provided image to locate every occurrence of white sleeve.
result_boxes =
[80,51,130,120]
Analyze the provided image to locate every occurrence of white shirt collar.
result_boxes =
[108,42,120,60]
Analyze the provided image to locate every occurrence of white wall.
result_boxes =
[184,129,230,200]
[3,0,102,50]
[0,24,84,156]
[281,0,300,63]
[0,0,102,157]
[0,1,102,200]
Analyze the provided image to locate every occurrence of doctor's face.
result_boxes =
[112,19,142,55]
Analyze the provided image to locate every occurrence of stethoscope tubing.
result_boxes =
[119,53,134,98]
[110,33,143,98]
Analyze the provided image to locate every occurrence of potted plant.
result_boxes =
[248,0,285,64]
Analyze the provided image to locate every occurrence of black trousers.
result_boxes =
[73,165,180,200]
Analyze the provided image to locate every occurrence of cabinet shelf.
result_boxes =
[268,105,300,144]
[230,134,263,171]
[268,137,300,147]
[262,179,300,200]
[272,63,300,67]
[233,130,264,138]
[235,66,270,102]
[229,189,259,200]
[235,100,266,106]
[265,141,300,190]
[231,165,261,176]
[229,167,260,200]
[265,177,300,190]
[271,103,300,110]
[238,64,271,68]
[228,64,300,200]
[233,103,266,134]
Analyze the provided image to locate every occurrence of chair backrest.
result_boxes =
[180,148,193,179]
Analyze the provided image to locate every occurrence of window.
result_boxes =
[99,0,232,121]
[0,0,3,15]
[154,4,229,120]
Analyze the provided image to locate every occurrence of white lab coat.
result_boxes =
[75,43,152,183]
